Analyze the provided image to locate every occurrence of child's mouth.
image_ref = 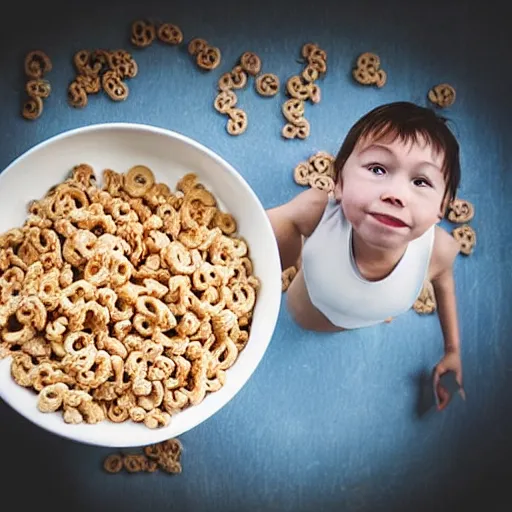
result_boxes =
[370,213,408,228]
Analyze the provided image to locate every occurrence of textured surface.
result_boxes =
[1,0,511,510]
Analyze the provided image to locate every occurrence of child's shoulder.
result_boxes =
[429,225,460,278]
[287,188,330,237]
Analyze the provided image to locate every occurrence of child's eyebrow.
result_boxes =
[357,144,395,157]
[358,143,442,172]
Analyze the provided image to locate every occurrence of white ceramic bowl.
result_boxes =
[0,123,281,447]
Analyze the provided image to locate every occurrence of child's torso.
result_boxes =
[301,197,435,329]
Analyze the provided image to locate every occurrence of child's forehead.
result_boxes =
[355,132,445,165]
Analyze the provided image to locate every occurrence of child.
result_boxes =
[267,102,465,410]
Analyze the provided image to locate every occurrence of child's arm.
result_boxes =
[266,188,328,270]
[430,227,465,409]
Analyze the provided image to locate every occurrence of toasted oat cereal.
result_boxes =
[447,198,474,223]
[22,51,52,120]
[282,266,297,292]
[0,165,259,429]
[452,224,476,255]
[255,73,279,97]
[131,20,156,48]
[352,52,386,88]
[413,281,437,315]
[67,49,137,108]
[428,83,456,108]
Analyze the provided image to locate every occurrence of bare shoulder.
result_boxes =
[429,225,460,279]
[284,188,329,237]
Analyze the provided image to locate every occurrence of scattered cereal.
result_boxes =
[188,38,221,70]
[293,151,336,187]
[352,52,387,88]
[428,83,456,108]
[68,50,137,108]
[131,20,157,48]
[22,51,52,120]
[447,198,474,223]
[157,23,183,45]
[281,43,327,139]
[1,165,259,428]
[452,224,476,255]
[104,438,183,475]
[255,73,279,97]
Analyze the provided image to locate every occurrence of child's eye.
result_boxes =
[368,165,386,176]
[413,178,432,187]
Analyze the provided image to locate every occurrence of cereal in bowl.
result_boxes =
[0,164,260,429]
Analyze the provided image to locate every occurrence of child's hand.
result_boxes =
[433,351,465,410]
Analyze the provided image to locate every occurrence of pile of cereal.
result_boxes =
[68,50,138,108]
[0,164,259,429]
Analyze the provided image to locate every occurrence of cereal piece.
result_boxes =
[131,20,156,48]
[76,75,101,95]
[301,43,318,59]
[306,83,321,104]
[375,69,387,88]
[452,224,476,255]
[230,66,248,89]
[286,75,310,100]
[413,281,437,314]
[22,97,43,120]
[37,383,69,413]
[447,198,474,223]
[428,83,456,108]
[293,162,313,186]
[67,81,88,108]
[196,46,221,70]
[125,165,155,198]
[309,173,334,192]
[282,266,297,292]
[307,50,327,74]
[282,98,305,125]
[302,65,319,83]
[24,50,52,79]
[309,151,335,176]
[214,90,237,114]
[255,73,279,97]
[102,70,129,102]
[226,108,248,136]
[123,454,146,473]
[218,72,234,91]
[188,38,208,56]
[240,52,261,76]
[352,52,385,87]
[25,79,51,99]
[282,123,298,139]
[356,52,381,69]
[157,23,183,45]
[104,454,124,473]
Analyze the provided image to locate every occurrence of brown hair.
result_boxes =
[334,101,461,205]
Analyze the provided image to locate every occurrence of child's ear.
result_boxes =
[437,195,451,222]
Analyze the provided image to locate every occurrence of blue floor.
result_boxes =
[1,0,511,510]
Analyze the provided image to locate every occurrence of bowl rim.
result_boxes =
[0,122,282,447]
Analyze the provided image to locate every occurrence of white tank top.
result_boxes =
[302,197,435,329]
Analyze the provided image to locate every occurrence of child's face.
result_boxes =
[337,134,447,250]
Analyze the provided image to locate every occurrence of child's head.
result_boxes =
[334,102,461,249]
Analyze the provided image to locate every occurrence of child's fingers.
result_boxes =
[436,384,450,410]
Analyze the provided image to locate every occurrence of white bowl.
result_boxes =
[0,123,281,447]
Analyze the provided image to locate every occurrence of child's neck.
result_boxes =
[352,231,408,282]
